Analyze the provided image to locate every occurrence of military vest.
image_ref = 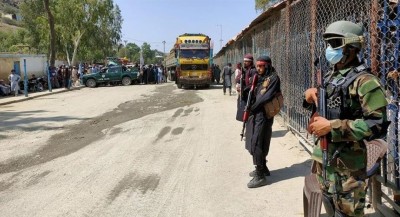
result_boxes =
[324,64,369,120]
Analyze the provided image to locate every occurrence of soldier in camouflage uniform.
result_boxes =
[303,21,389,216]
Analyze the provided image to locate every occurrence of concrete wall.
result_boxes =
[0,54,47,81]
[1,13,21,21]
[2,14,13,20]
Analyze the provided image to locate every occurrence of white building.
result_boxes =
[0,53,60,81]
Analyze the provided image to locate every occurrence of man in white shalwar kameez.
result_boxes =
[8,69,21,96]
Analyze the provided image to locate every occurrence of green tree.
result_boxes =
[56,0,122,66]
[255,0,271,12]
[20,0,49,55]
[141,43,152,64]
[0,29,31,53]
[43,0,56,67]
[2,4,18,14]
[126,43,140,63]
[19,0,123,65]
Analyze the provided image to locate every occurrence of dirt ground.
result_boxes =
[0,82,380,216]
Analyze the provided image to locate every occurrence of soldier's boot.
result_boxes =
[249,165,270,177]
[322,193,335,217]
[247,166,268,188]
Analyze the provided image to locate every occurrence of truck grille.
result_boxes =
[181,64,208,70]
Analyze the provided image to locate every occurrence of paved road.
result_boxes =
[0,83,380,216]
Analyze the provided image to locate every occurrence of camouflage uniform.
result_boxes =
[304,66,388,216]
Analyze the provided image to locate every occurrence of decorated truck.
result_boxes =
[165,33,213,89]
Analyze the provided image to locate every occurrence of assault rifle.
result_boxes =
[315,58,329,187]
[240,74,258,141]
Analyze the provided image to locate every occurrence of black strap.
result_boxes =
[341,64,370,100]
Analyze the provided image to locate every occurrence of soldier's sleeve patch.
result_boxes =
[362,89,388,114]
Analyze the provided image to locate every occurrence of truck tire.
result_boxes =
[122,77,132,86]
[86,79,97,88]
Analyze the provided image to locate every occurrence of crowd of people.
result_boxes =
[0,62,171,97]
[0,63,90,97]
[0,59,245,97]
[139,64,167,84]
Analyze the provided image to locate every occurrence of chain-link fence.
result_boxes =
[214,0,400,215]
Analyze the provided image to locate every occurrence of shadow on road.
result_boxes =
[0,84,203,174]
[0,110,87,136]
[268,159,312,185]
[272,129,288,138]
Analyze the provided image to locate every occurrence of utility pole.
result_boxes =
[217,24,223,49]
[162,40,166,56]
[124,40,128,57]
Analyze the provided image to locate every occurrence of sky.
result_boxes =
[113,0,261,55]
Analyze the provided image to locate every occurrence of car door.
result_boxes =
[98,67,110,83]
[108,66,121,82]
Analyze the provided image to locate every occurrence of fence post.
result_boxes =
[23,59,28,97]
[372,175,382,210]
[369,0,384,209]
[370,0,380,76]
[310,0,317,88]
[47,62,52,92]
[285,0,292,123]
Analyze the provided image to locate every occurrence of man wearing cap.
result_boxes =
[243,54,257,87]
[245,55,281,188]
[236,54,257,121]
[303,20,389,216]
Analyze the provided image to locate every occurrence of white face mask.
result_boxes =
[325,45,343,65]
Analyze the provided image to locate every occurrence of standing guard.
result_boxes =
[303,20,389,216]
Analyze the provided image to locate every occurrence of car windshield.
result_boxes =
[100,68,108,73]
[108,66,120,73]
[180,49,209,59]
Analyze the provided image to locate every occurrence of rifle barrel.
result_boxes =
[240,74,258,140]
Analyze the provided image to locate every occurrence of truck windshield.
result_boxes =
[180,49,209,59]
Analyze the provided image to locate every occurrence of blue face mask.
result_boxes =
[325,46,343,65]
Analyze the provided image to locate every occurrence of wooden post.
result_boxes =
[310,0,317,88]
[285,0,292,123]
[372,175,382,209]
[370,0,379,76]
